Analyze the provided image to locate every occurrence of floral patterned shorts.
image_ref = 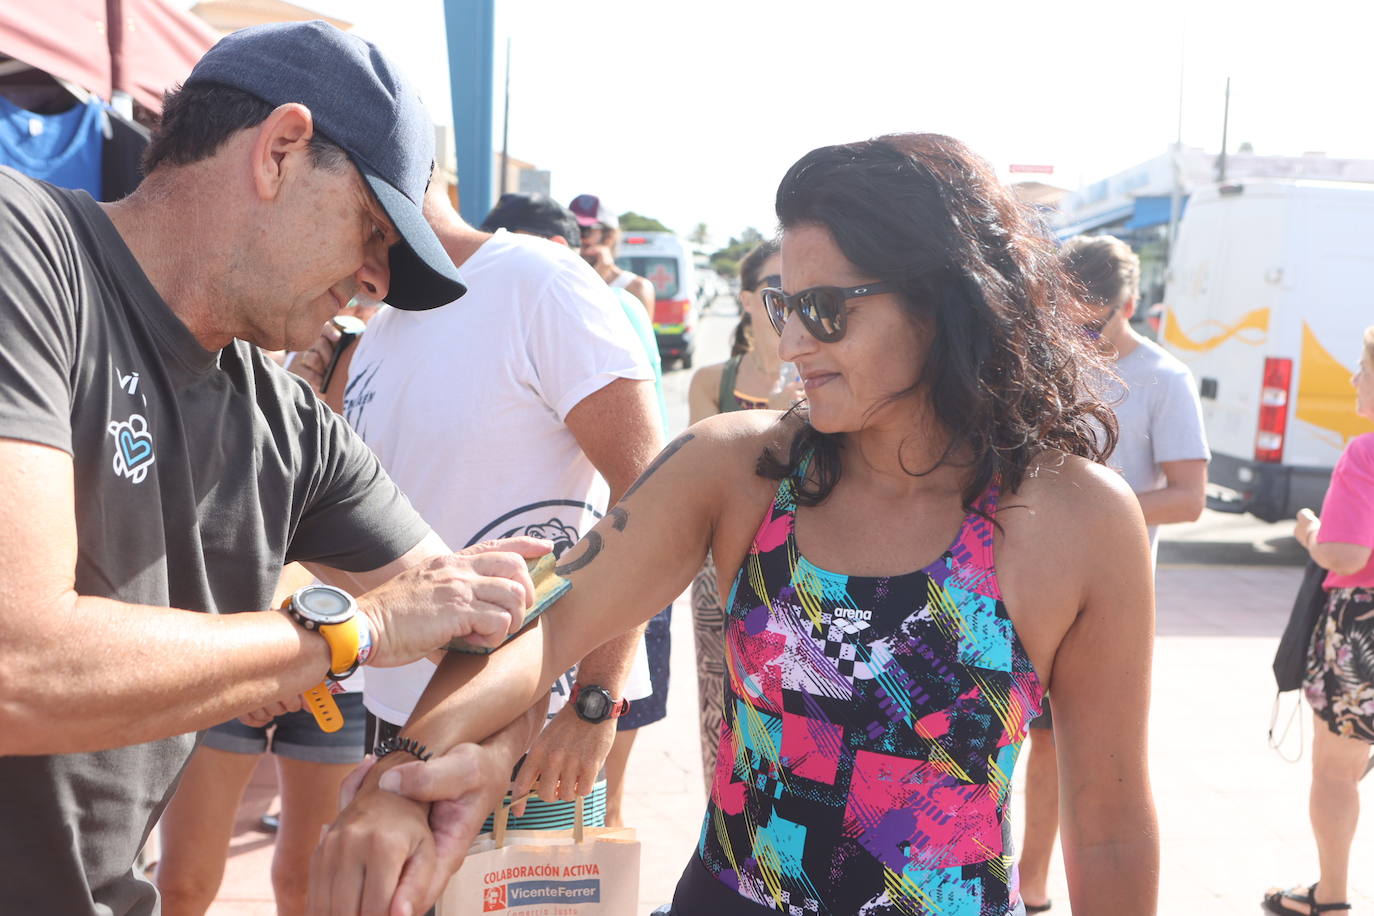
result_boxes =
[1304,586,1374,743]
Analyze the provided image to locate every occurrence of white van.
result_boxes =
[1159,179,1374,522]
[616,231,697,368]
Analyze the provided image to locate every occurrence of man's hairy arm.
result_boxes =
[0,440,541,755]
[0,439,334,753]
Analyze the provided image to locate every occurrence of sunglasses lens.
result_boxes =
[762,289,787,336]
[800,288,844,340]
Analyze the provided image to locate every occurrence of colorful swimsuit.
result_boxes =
[671,471,1045,915]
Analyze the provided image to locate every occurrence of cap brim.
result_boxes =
[573,214,599,227]
[362,173,467,311]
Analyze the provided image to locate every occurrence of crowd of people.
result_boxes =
[0,18,1371,916]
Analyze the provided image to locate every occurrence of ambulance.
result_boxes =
[1159,179,1374,522]
[616,231,697,368]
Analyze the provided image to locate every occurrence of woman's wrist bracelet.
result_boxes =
[374,735,432,762]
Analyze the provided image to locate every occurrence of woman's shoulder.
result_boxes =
[689,360,728,391]
[686,407,802,454]
[1001,451,1143,544]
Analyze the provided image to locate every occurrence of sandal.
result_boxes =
[1024,903,1052,914]
[1262,883,1351,914]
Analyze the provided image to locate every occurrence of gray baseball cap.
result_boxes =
[185,20,465,310]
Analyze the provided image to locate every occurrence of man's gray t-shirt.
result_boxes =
[0,168,430,915]
[1100,335,1210,548]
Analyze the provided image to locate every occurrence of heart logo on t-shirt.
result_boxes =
[118,428,153,469]
[107,413,156,484]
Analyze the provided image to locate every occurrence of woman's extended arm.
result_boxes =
[1296,508,1373,577]
[309,424,756,915]
[1036,462,1160,914]
[406,429,723,748]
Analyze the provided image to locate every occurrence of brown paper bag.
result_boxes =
[437,796,640,916]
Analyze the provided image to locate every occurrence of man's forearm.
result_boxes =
[1136,485,1204,527]
[572,625,646,695]
[0,596,331,755]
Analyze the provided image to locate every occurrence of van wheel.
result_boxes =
[681,353,693,369]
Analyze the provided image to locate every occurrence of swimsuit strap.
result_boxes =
[718,355,743,413]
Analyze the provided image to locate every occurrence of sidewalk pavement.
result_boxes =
[200,562,1374,914]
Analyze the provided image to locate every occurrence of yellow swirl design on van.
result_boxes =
[1162,307,1269,352]
[1296,322,1374,445]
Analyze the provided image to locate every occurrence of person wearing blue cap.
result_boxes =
[0,21,548,915]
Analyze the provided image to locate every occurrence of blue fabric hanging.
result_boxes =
[0,95,105,198]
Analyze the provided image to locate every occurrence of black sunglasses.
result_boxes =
[1080,304,1120,340]
[761,281,896,342]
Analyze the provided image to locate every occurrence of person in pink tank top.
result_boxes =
[1264,326,1374,916]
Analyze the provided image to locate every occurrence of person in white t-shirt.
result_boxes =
[1018,234,1209,913]
[295,180,663,837]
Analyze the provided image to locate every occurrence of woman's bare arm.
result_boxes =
[384,417,773,767]
[1038,461,1160,913]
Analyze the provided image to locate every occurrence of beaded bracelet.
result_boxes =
[374,735,432,762]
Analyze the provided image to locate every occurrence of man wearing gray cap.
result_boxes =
[0,21,546,915]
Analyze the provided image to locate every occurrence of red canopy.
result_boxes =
[0,0,218,113]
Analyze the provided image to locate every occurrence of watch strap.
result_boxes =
[282,593,368,679]
[303,681,344,733]
[318,614,364,679]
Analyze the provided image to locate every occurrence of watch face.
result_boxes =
[294,585,355,623]
[578,689,611,720]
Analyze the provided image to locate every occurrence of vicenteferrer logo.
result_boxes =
[482,884,506,911]
[506,879,601,906]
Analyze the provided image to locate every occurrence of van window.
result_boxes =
[617,256,680,298]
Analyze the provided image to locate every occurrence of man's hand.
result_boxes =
[360,538,551,666]
[509,703,616,814]
[311,704,544,916]
[307,784,436,916]
[237,694,303,728]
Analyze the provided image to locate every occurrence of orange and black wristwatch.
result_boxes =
[283,585,371,733]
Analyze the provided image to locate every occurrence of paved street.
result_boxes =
[200,304,1374,914]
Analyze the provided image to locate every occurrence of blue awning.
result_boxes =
[1124,195,1187,229]
[1053,202,1134,241]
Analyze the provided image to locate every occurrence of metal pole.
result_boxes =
[106,0,124,96]
[1216,76,1231,183]
[499,37,511,196]
[1167,33,1185,253]
[444,0,496,225]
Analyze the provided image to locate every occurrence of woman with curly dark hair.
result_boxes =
[313,133,1160,916]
